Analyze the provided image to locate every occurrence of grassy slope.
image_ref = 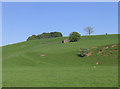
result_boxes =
[2,34,118,87]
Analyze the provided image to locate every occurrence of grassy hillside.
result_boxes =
[2,34,118,87]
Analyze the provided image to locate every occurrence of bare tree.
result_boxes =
[84,26,94,36]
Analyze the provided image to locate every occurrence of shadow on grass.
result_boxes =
[77,54,86,57]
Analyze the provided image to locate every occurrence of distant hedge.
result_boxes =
[27,32,63,41]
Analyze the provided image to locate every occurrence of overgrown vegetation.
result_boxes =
[79,48,88,57]
[27,32,63,41]
[69,32,80,42]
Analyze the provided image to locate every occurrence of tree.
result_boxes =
[84,26,94,36]
[27,35,37,41]
[69,32,80,42]
[27,32,63,41]
[36,34,41,39]
[40,33,52,39]
[50,32,63,37]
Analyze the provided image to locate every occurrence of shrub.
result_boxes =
[79,48,88,57]
[27,35,37,41]
[40,33,52,39]
[50,32,63,37]
[69,32,80,42]
[27,32,63,41]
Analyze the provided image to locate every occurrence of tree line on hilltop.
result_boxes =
[27,26,95,42]
[27,32,63,41]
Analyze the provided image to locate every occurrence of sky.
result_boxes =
[2,2,118,46]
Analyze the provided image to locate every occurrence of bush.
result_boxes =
[50,32,63,37]
[40,33,52,39]
[27,32,63,41]
[79,48,88,57]
[27,35,37,41]
[69,32,80,42]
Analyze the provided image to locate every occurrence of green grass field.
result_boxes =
[2,34,118,87]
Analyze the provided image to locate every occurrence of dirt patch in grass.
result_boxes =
[97,50,102,55]
[103,46,109,50]
[103,55,106,56]
[111,44,118,47]
[88,43,118,56]
[97,46,109,55]
[41,54,46,56]
[86,52,93,56]
[97,43,118,56]
[95,62,99,65]
[93,66,96,68]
